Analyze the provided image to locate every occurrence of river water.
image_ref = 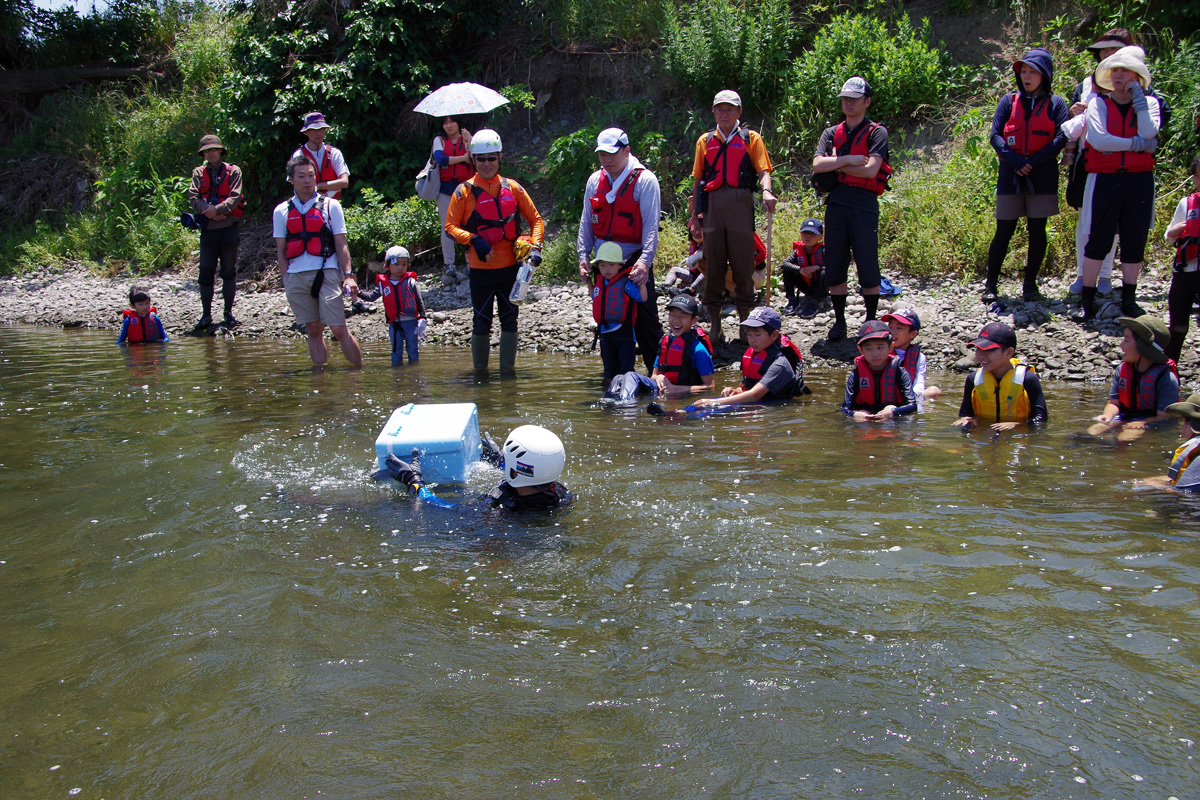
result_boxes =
[1,325,1198,800]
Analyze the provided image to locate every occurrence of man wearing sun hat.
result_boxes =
[291,112,350,200]
[578,127,663,371]
[689,90,777,343]
[187,134,244,329]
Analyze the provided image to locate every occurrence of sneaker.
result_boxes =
[1097,278,1113,294]
[1067,277,1084,294]
[194,314,212,330]
[783,301,797,316]
[827,319,847,341]
[798,299,819,319]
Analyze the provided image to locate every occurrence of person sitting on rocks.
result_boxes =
[780,218,828,318]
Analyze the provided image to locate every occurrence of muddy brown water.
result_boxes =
[1,326,1198,799]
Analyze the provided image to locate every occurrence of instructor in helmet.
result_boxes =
[380,425,572,511]
[445,129,545,374]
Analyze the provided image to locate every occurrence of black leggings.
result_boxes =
[198,224,240,314]
[986,217,1046,285]
[468,263,519,335]
[1167,270,1200,362]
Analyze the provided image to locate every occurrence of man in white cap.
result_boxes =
[689,89,776,343]
[577,127,663,371]
[292,112,350,200]
[812,76,891,342]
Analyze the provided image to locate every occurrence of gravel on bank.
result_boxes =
[1,265,1196,387]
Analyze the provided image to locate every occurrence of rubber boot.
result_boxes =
[470,334,490,372]
[1081,286,1098,321]
[1120,283,1143,317]
[706,304,724,343]
[1022,263,1042,301]
[498,331,518,374]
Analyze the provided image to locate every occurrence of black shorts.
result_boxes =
[822,203,880,289]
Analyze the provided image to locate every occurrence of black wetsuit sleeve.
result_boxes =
[358,285,382,301]
[892,365,919,417]
[1026,373,1049,425]
[841,369,858,416]
[958,374,975,418]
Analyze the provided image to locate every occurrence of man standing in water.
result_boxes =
[577,128,663,372]
[273,155,363,366]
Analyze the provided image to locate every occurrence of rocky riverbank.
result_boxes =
[1,265,1196,387]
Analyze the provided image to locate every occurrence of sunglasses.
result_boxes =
[474,155,499,163]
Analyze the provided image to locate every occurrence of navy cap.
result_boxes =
[741,306,782,331]
[799,218,824,235]
[665,294,699,315]
[881,308,920,331]
[856,319,892,345]
[968,321,1017,351]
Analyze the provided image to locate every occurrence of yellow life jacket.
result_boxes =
[971,359,1033,422]
[1168,436,1200,486]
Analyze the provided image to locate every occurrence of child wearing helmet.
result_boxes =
[381,425,571,511]
[358,245,426,365]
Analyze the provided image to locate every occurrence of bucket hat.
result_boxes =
[1166,392,1200,424]
[197,134,224,155]
[1119,314,1169,364]
[1095,46,1151,91]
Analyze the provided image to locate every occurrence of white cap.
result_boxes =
[837,77,871,98]
[595,127,629,153]
[712,90,742,108]
[385,245,410,262]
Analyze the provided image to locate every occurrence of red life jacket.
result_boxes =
[438,137,473,184]
[741,334,803,381]
[1174,192,1200,271]
[199,163,243,219]
[376,273,420,323]
[467,178,520,245]
[753,231,767,268]
[656,326,714,386]
[895,343,921,383]
[1086,97,1156,174]
[590,168,644,244]
[284,197,337,262]
[852,354,904,411]
[703,127,758,191]
[122,308,163,342]
[1116,360,1178,419]
[791,242,825,285]
[298,145,343,199]
[1002,93,1056,156]
[592,268,638,327]
[832,121,892,195]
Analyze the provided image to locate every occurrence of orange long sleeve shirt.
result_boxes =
[444,174,544,270]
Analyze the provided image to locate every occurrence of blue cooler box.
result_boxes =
[375,403,482,484]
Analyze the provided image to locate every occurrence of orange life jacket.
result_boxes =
[895,344,921,383]
[1174,192,1200,271]
[852,355,904,411]
[656,327,713,386]
[466,178,520,245]
[376,273,420,323]
[1116,360,1178,419]
[284,197,336,262]
[121,308,164,342]
[590,168,644,244]
[741,335,803,381]
[592,267,638,327]
[1086,96,1155,174]
[703,127,757,191]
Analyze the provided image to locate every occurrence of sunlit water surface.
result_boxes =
[1,326,1199,800]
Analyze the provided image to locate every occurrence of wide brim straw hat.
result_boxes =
[1095,46,1151,91]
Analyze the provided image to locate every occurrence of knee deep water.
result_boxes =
[1,325,1199,800]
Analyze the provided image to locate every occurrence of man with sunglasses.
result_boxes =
[445,128,545,373]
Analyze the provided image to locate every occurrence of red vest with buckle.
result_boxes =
[853,355,903,410]
[467,178,520,245]
[1116,360,1178,418]
[199,163,243,219]
[284,198,336,262]
[1174,192,1200,270]
[592,268,637,327]
[657,327,713,386]
[1002,94,1056,156]
[833,121,892,195]
[376,273,420,323]
[741,335,803,382]
[896,344,921,383]
[703,128,756,191]
[122,308,163,342]
[439,137,473,184]
[1086,97,1155,174]
[590,169,644,244]
[300,146,343,199]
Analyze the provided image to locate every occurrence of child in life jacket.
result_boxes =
[661,226,706,297]
[694,306,804,407]
[881,308,941,400]
[841,320,917,421]
[1142,392,1200,492]
[358,245,426,365]
[953,321,1048,431]
[602,294,716,405]
[117,287,169,344]
[1088,314,1179,440]
[592,240,648,384]
[379,425,571,511]
[1164,154,1200,362]
[780,218,828,318]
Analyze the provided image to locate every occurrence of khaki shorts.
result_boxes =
[285,267,347,327]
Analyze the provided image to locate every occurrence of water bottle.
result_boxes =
[509,263,533,303]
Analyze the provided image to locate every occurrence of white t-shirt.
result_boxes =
[292,144,350,199]
[1168,195,1199,273]
[272,194,348,273]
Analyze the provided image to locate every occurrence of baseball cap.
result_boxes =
[712,89,742,108]
[665,294,699,316]
[856,319,892,345]
[881,307,920,331]
[301,112,331,132]
[385,245,410,263]
[591,241,625,265]
[799,218,824,235]
[837,77,872,98]
[595,128,630,153]
[741,306,781,331]
[968,321,1017,351]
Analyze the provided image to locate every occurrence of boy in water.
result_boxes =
[695,307,803,407]
[953,321,1048,431]
[1142,392,1200,491]
[603,294,715,404]
[592,240,648,384]
[841,319,916,421]
[117,287,169,344]
[1089,314,1178,440]
[779,218,828,318]
[358,245,426,365]
[881,308,940,400]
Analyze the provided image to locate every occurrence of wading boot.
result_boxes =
[470,334,490,372]
[499,331,518,375]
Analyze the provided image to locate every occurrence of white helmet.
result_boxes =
[502,425,565,487]
[385,245,410,262]
[471,128,503,156]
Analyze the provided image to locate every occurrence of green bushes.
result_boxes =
[543,0,667,45]
[342,189,441,265]
[663,0,795,108]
